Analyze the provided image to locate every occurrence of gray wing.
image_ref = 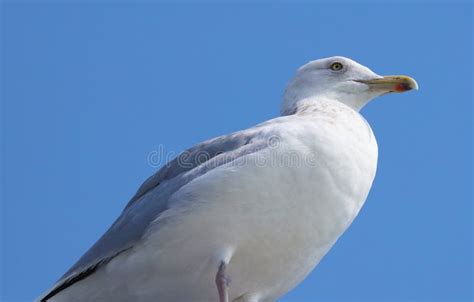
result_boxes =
[40,128,269,301]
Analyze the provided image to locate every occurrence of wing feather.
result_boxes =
[39,128,269,301]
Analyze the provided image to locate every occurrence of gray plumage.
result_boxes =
[47,126,271,300]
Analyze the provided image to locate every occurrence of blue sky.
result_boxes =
[1,2,472,301]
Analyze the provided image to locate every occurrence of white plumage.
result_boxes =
[38,56,417,302]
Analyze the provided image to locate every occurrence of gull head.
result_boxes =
[281,56,418,115]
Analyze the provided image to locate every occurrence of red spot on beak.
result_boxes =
[395,83,411,92]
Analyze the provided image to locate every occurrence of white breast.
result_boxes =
[52,100,378,302]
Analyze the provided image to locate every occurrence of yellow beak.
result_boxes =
[356,75,419,93]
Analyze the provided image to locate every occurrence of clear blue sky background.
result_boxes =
[1,2,472,301]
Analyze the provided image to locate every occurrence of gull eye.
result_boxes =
[330,62,343,71]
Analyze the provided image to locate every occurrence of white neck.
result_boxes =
[280,75,377,116]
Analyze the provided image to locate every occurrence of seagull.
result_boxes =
[38,56,418,302]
